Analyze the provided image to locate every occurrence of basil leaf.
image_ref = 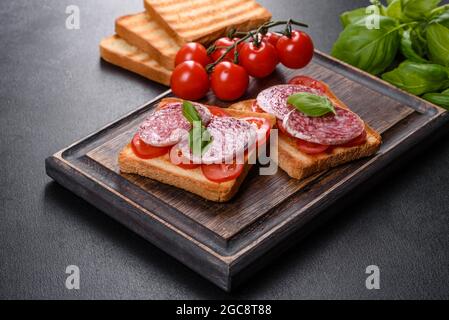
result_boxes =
[402,0,441,21]
[331,15,401,75]
[188,121,213,157]
[409,22,429,58]
[182,101,201,124]
[386,0,404,21]
[423,92,449,109]
[429,4,449,19]
[400,29,429,63]
[382,60,449,95]
[183,101,213,156]
[340,7,369,28]
[287,93,335,117]
[427,11,449,66]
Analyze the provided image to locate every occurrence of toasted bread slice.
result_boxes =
[100,35,172,86]
[143,0,272,44]
[118,98,276,202]
[115,12,180,70]
[229,100,382,180]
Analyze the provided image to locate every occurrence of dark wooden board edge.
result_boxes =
[226,110,449,290]
[45,109,449,292]
[45,153,233,291]
[45,50,449,291]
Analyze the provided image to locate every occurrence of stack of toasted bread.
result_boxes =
[100,0,272,86]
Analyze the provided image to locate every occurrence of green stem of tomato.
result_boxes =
[206,19,308,73]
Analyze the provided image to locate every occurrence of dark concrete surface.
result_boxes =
[0,0,448,299]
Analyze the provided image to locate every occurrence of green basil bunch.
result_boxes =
[427,11,449,66]
[382,60,449,95]
[331,0,449,110]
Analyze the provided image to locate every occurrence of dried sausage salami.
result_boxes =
[138,102,211,147]
[283,106,365,145]
[173,116,257,165]
[256,84,322,120]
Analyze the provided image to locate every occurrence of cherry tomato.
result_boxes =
[210,61,249,101]
[210,37,239,62]
[296,139,329,155]
[288,76,328,93]
[276,30,314,69]
[340,130,367,148]
[170,61,209,101]
[239,41,278,78]
[201,163,245,183]
[175,42,211,67]
[131,133,170,159]
[262,32,282,47]
[207,106,230,117]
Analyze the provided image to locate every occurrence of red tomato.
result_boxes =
[210,61,249,101]
[131,133,170,159]
[201,163,245,183]
[210,37,239,62]
[207,106,230,117]
[276,30,314,69]
[177,161,200,170]
[263,32,282,47]
[175,42,211,67]
[296,139,329,155]
[251,101,265,113]
[239,41,278,78]
[170,61,209,101]
[242,117,271,146]
[169,145,201,169]
[277,119,291,136]
[288,76,328,93]
[340,130,367,148]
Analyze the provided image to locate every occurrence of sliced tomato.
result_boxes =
[276,119,291,137]
[288,76,328,94]
[201,163,244,183]
[169,146,200,170]
[340,130,367,148]
[131,133,170,159]
[207,106,230,117]
[177,161,200,170]
[251,101,265,113]
[296,139,330,155]
[242,117,271,147]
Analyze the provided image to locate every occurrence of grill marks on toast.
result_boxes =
[101,0,271,84]
[115,12,180,69]
[144,0,272,43]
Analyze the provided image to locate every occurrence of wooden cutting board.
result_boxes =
[45,51,449,291]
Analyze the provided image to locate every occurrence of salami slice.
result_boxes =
[283,107,365,145]
[139,102,211,147]
[256,84,323,120]
[173,116,257,165]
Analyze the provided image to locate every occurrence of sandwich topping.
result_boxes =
[256,84,323,119]
[132,101,269,183]
[172,116,257,165]
[256,82,366,149]
[138,102,211,147]
[283,106,365,145]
